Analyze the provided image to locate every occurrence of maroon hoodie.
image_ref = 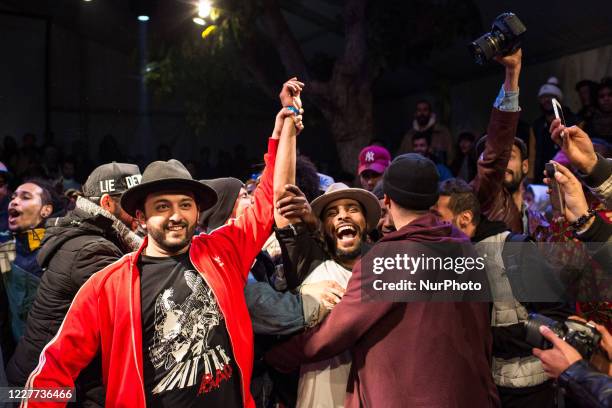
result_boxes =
[266,212,499,408]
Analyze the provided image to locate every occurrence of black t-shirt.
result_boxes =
[139,252,242,407]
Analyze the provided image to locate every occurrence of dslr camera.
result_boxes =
[469,12,526,65]
[525,313,602,359]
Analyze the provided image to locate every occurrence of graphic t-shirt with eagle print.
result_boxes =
[139,253,242,407]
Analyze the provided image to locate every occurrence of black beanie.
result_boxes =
[372,180,385,200]
[383,153,439,210]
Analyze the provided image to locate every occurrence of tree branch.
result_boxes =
[338,0,369,77]
[260,0,311,80]
[257,0,333,107]
[238,27,278,100]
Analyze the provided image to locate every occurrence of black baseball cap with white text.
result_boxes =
[82,162,142,198]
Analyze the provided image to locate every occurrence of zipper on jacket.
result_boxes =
[189,251,247,407]
[129,257,148,405]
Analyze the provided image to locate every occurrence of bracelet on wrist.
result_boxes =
[285,106,299,115]
[569,209,596,232]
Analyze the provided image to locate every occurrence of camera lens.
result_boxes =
[524,318,548,348]
[469,12,526,65]
[469,33,500,65]
[524,314,561,349]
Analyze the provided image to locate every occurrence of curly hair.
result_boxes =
[296,154,321,202]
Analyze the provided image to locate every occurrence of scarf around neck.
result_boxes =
[413,112,436,132]
[76,196,143,252]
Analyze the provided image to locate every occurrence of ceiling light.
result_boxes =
[193,17,206,26]
[198,0,212,18]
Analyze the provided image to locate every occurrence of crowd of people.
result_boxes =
[0,49,610,408]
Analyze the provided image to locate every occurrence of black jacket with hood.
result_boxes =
[6,207,133,406]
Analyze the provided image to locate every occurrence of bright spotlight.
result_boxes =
[137,15,150,22]
[198,0,212,18]
[193,17,206,26]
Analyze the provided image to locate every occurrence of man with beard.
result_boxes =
[273,182,380,407]
[397,100,453,164]
[6,163,142,406]
[471,48,549,239]
[24,89,304,408]
[2,179,55,342]
[528,77,578,183]
[474,134,547,240]
[267,154,498,407]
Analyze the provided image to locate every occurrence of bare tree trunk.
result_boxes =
[320,0,373,173]
[323,75,373,174]
[252,0,373,174]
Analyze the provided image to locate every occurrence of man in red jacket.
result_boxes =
[266,153,499,407]
[23,79,304,408]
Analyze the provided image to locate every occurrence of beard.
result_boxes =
[416,115,430,126]
[504,169,524,193]
[540,103,554,115]
[148,220,196,254]
[325,232,365,264]
[335,244,363,262]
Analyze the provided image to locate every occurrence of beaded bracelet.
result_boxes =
[569,209,596,232]
[285,106,300,115]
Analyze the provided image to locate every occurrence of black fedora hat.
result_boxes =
[121,159,217,216]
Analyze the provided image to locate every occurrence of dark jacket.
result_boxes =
[275,222,329,290]
[472,109,522,233]
[580,154,612,208]
[3,230,46,342]
[0,273,7,388]
[0,264,12,364]
[471,108,549,240]
[6,208,127,406]
[267,212,500,408]
[559,360,612,408]
[577,213,612,261]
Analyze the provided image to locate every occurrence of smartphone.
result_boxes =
[545,162,566,218]
[551,98,567,138]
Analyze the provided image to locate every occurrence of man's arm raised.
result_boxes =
[212,79,303,278]
[471,49,522,204]
[274,78,304,229]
